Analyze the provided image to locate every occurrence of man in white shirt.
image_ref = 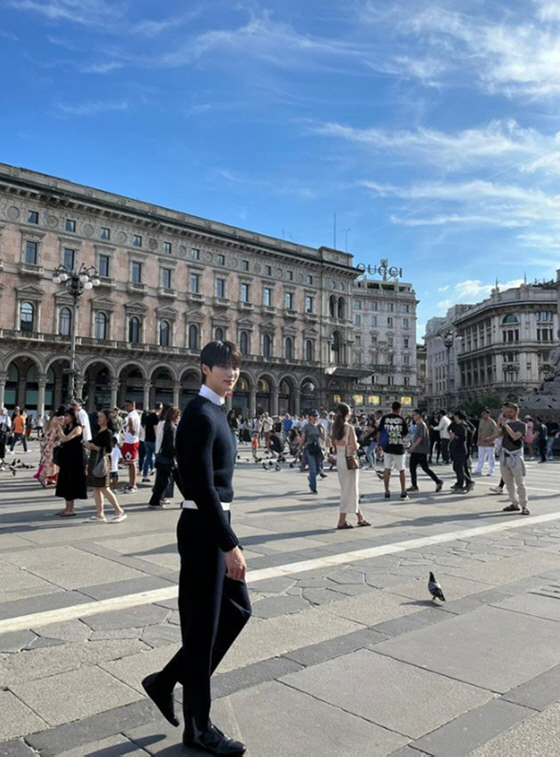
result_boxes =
[434,411,451,464]
[71,399,92,443]
[122,399,141,492]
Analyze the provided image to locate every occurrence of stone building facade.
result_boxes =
[351,270,419,410]
[0,163,364,417]
[424,304,472,411]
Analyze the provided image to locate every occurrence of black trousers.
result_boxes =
[539,439,547,463]
[409,453,441,488]
[452,453,472,489]
[441,439,450,464]
[149,466,173,506]
[160,510,252,738]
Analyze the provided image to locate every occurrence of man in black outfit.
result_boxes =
[142,341,251,756]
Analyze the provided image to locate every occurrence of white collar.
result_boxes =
[199,384,225,406]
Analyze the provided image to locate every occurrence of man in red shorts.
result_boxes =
[122,399,141,493]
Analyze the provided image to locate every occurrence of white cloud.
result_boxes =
[10,0,123,27]
[56,100,128,116]
[437,278,525,311]
[80,61,123,74]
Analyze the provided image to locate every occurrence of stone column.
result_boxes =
[143,380,151,412]
[226,394,233,412]
[172,383,180,408]
[37,374,47,417]
[293,389,300,417]
[0,373,6,409]
[249,389,257,418]
[110,379,119,411]
[271,390,279,416]
[74,377,84,403]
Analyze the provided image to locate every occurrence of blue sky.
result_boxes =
[2,0,560,335]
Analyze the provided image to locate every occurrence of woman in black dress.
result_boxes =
[54,407,87,517]
[84,410,127,523]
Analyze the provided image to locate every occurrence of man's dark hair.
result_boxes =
[154,402,163,410]
[413,408,423,416]
[124,399,134,406]
[392,401,401,413]
[200,340,241,384]
[454,410,466,420]
[503,402,519,411]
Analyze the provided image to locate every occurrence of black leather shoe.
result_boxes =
[184,725,246,755]
[142,672,179,727]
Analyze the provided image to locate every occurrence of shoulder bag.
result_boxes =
[344,427,359,470]
[92,450,108,478]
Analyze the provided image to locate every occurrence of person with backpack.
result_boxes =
[376,401,409,500]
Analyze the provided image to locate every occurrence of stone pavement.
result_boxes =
[1,439,560,755]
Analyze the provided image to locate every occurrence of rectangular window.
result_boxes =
[241,283,250,303]
[131,261,143,284]
[404,304,410,313]
[265,265,272,276]
[403,318,410,329]
[387,316,393,327]
[28,211,39,224]
[133,234,142,248]
[371,315,377,326]
[404,338,409,348]
[404,354,410,365]
[263,288,273,307]
[161,268,172,289]
[305,295,314,313]
[217,254,225,266]
[241,259,249,271]
[190,273,200,293]
[388,337,394,348]
[215,278,226,298]
[24,240,38,265]
[98,254,110,278]
[306,274,313,285]
[404,376,410,387]
[387,302,394,312]
[163,241,172,255]
[63,248,75,270]
[387,376,394,386]
[285,292,294,310]
[371,302,378,311]
[355,314,361,326]
[65,219,76,232]
[100,227,111,241]
[286,270,293,281]
[191,248,200,260]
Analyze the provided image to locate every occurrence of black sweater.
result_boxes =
[175,395,239,552]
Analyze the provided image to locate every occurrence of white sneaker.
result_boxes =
[87,516,107,522]
[489,486,504,494]
[110,513,128,523]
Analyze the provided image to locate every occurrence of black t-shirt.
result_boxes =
[143,412,160,443]
[378,414,408,455]
[449,422,467,453]
[502,421,526,452]
[94,429,112,455]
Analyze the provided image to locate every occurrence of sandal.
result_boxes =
[357,520,371,527]
[521,508,530,515]
[56,511,76,517]
[337,522,354,529]
[502,505,521,512]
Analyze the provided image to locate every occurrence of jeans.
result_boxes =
[366,441,376,467]
[138,441,146,474]
[409,453,441,488]
[546,436,556,460]
[307,453,320,492]
[142,441,156,476]
[10,433,27,452]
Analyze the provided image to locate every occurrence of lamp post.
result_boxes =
[443,331,455,410]
[52,263,100,401]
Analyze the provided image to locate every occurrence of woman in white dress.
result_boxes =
[331,403,371,530]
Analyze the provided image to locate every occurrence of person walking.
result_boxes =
[434,411,451,464]
[142,402,162,482]
[407,409,444,493]
[0,407,12,466]
[546,420,559,460]
[486,403,529,515]
[524,416,536,460]
[9,408,27,453]
[448,411,473,493]
[53,407,87,517]
[85,410,127,522]
[298,409,326,494]
[227,409,240,466]
[331,403,370,529]
[377,401,409,500]
[142,341,251,755]
[474,409,497,476]
[535,417,548,463]
[122,399,141,492]
[149,406,180,509]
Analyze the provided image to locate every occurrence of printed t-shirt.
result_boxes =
[378,414,408,455]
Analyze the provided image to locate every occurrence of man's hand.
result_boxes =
[225,546,247,582]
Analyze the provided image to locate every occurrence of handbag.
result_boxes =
[307,440,322,457]
[155,453,174,469]
[346,453,359,470]
[92,451,108,478]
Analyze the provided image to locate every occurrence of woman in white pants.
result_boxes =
[331,403,371,530]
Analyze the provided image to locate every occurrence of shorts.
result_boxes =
[384,453,406,471]
[121,442,139,463]
[110,471,118,480]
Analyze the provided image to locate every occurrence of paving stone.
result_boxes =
[371,607,452,637]
[25,636,66,649]
[82,605,170,632]
[141,624,183,648]
[492,591,560,623]
[77,575,177,601]
[498,576,552,595]
[1,546,145,590]
[26,699,158,755]
[32,619,91,643]
[437,590,511,616]
[327,569,366,585]
[281,648,493,739]
[0,630,37,653]
[413,699,532,756]
[374,605,560,693]
[302,587,347,605]
[284,628,388,667]
[212,656,303,698]
[11,666,142,727]
[251,595,311,619]
[329,583,373,597]
[101,644,182,693]
[167,610,181,626]
[447,551,560,588]
[501,663,560,711]
[365,573,417,590]
[0,639,147,686]
[90,629,143,641]
[0,690,47,740]
[56,734,150,756]
[388,747,431,756]
[294,577,339,589]
[247,576,295,593]
[154,597,178,611]
[470,701,560,756]
[0,560,60,604]
[0,590,92,621]
[388,574,490,603]
[0,739,37,757]
[320,588,422,626]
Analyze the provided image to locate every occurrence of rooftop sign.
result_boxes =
[356,258,402,280]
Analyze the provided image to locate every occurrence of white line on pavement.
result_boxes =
[2,509,560,635]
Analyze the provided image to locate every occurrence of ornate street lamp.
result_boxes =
[52,263,100,401]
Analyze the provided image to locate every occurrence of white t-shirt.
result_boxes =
[110,446,122,473]
[124,410,141,444]
[78,408,92,442]
[435,416,451,440]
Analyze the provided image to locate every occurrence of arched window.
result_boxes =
[94,311,108,340]
[329,295,336,318]
[263,333,272,358]
[331,330,341,363]
[129,316,140,344]
[188,324,199,350]
[159,320,170,347]
[503,314,519,324]
[285,336,293,360]
[239,330,249,356]
[305,339,314,362]
[20,302,34,333]
[215,327,224,342]
[58,307,72,337]
[337,297,345,319]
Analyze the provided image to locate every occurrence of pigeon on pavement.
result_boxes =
[428,572,446,602]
